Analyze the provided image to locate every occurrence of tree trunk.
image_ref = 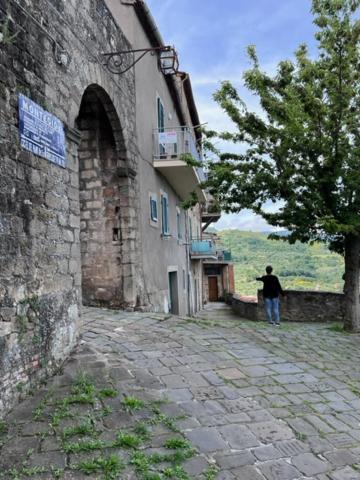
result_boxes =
[343,235,360,332]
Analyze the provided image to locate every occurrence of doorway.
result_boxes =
[168,271,179,314]
[208,276,219,302]
[77,85,126,308]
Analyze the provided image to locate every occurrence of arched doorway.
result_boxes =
[76,85,127,308]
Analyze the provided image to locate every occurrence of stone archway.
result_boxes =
[76,85,130,308]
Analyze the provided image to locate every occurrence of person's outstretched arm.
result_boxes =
[256,276,264,281]
[277,277,285,296]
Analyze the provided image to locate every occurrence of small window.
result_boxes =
[161,193,170,235]
[150,195,158,222]
[176,208,182,239]
[157,97,165,156]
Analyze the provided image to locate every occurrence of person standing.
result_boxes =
[256,266,285,326]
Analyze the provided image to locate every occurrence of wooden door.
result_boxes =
[208,276,218,302]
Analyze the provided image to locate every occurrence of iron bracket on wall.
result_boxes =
[102,45,179,75]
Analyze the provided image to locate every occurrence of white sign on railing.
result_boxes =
[159,131,177,144]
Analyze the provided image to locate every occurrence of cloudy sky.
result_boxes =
[146,0,318,231]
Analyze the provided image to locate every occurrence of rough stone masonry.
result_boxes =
[0,0,146,416]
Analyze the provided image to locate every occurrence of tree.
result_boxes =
[205,0,360,331]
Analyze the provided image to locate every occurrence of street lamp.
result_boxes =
[102,45,179,75]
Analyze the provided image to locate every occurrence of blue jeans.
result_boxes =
[264,297,280,324]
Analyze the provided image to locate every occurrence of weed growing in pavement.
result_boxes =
[204,464,220,480]
[328,323,350,334]
[62,438,107,454]
[349,383,360,397]
[162,465,189,479]
[164,437,192,450]
[113,430,142,449]
[295,431,307,441]
[134,421,151,440]
[50,466,64,479]
[2,370,219,479]
[61,420,96,439]
[76,454,124,479]
[122,395,145,412]
[97,387,118,398]
[0,420,8,435]
[50,401,73,427]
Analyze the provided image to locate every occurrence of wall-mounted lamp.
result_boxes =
[102,45,179,75]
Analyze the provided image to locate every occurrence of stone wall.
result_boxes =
[229,290,345,323]
[229,295,258,321]
[0,0,144,415]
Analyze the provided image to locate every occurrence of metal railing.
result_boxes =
[190,239,216,257]
[153,126,201,162]
[218,250,232,261]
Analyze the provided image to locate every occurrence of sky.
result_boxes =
[146,0,318,231]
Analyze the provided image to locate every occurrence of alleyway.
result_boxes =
[1,306,360,479]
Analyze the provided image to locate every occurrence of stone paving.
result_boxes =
[1,304,360,479]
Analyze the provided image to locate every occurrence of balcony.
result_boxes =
[201,201,221,231]
[190,239,218,260]
[153,127,206,202]
[218,250,232,261]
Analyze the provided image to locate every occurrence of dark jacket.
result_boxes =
[256,274,284,299]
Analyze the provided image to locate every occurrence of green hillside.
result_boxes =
[217,230,344,297]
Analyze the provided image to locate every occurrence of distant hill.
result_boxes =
[217,230,344,297]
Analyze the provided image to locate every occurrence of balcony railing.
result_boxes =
[190,239,216,258]
[218,250,232,261]
[153,126,201,161]
[190,240,232,262]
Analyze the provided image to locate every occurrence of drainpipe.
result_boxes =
[185,210,191,316]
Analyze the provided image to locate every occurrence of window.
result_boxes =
[161,193,170,235]
[157,97,165,131]
[176,208,182,240]
[157,97,165,156]
[149,194,158,223]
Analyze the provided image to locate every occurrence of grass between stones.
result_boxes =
[1,370,218,480]
[328,323,350,334]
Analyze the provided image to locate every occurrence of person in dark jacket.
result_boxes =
[256,265,285,326]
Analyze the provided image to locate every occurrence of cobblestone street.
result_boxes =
[1,305,360,479]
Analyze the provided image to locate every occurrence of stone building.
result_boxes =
[0,0,222,415]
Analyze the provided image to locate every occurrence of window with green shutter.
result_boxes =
[161,193,169,235]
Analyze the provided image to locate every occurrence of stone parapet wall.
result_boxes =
[228,290,345,323]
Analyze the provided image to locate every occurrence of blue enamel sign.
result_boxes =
[18,94,66,168]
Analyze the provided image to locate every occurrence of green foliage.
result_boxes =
[113,431,142,449]
[180,153,202,168]
[61,421,96,439]
[205,0,360,329]
[328,322,349,333]
[207,0,360,248]
[180,191,199,210]
[204,465,220,480]
[134,421,151,440]
[217,229,343,296]
[76,455,124,479]
[97,388,118,398]
[0,420,8,435]
[164,438,192,450]
[122,396,145,412]
[62,438,107,454]
[349,383,360,396]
